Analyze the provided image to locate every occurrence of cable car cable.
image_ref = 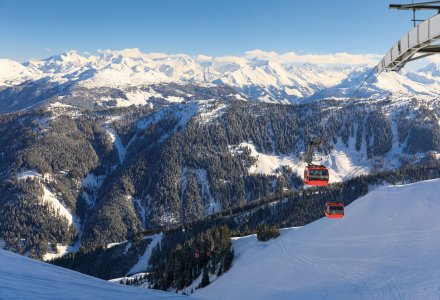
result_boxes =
[356,69,384,100]
[348,67,378,101]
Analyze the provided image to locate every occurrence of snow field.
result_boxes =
[194,179,440,299]
[0,248,187,299]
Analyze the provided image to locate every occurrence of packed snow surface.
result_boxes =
[194,179,440,300]
[0,248,187,299]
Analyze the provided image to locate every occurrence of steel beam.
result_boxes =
[377,13,440,72]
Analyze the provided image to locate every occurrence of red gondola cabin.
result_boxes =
[325,202,344,218]
[304,165,329,186]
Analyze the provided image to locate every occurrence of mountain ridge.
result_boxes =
[1,49,440,114]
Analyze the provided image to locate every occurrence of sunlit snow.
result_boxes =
[195,179,440,299]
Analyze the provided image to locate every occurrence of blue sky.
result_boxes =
[0,0,436,61]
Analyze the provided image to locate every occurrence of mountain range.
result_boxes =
[1,49,440,113]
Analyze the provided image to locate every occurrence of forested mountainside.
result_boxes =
[0,93,439,259]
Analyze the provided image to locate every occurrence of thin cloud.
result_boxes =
[427,55,440,64]
[243,49,381,66]
[32,48,386,67]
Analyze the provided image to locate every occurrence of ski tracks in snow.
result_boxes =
[274,238,403,300]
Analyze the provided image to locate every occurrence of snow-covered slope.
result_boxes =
[2,49,440,108]
[19,49,359,94]
[127,234,162,275]
[0,248,186,300]
[0,59,42,87]
[230,141,371,183]
[194,179,440,300]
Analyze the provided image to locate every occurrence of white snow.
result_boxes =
[42,186,77,227]
[106,89,169,107]
[0,248,187,299]
[128,234,163,275]
[43,244,70,261]
[107,241,126,250]
[328,137,370,181]
[49,102,73,108]
[132,197,147,227]
[81,172,106,191]
[15,171,81,259]
[182,273,203,295]
[103,116,127,164]
[119,90,149,107]
[232,142,299,176]
[166,96,185,103]
[16,170,42,180]
[3,49,440,106]
[194,179,440,299]
[16,170,54,182]
[231,142,368,183]
[107,128,126,164]
[124,243,132,255]
[133,102,199,147]
[110,272,148,285]
[16,171,79,229]
[81,172,106,208]
[231,109,426,184]
[40,185,82,258]
[195,169,221,215]
[197,101,227,124]
[0,59,42,86]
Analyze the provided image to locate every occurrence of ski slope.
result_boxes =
[194,179,440,300]
[0,248,186,300]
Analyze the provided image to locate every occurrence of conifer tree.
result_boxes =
[200,267,210,288]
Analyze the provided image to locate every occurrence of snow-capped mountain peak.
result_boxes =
[417,62,440,77]
[1,49,440,111]
[0,59,42,86]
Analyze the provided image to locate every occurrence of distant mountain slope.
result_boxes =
[0,248,185,300]
[194,179,440,300]
[0,59,42,87]
[1,49,440,113]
